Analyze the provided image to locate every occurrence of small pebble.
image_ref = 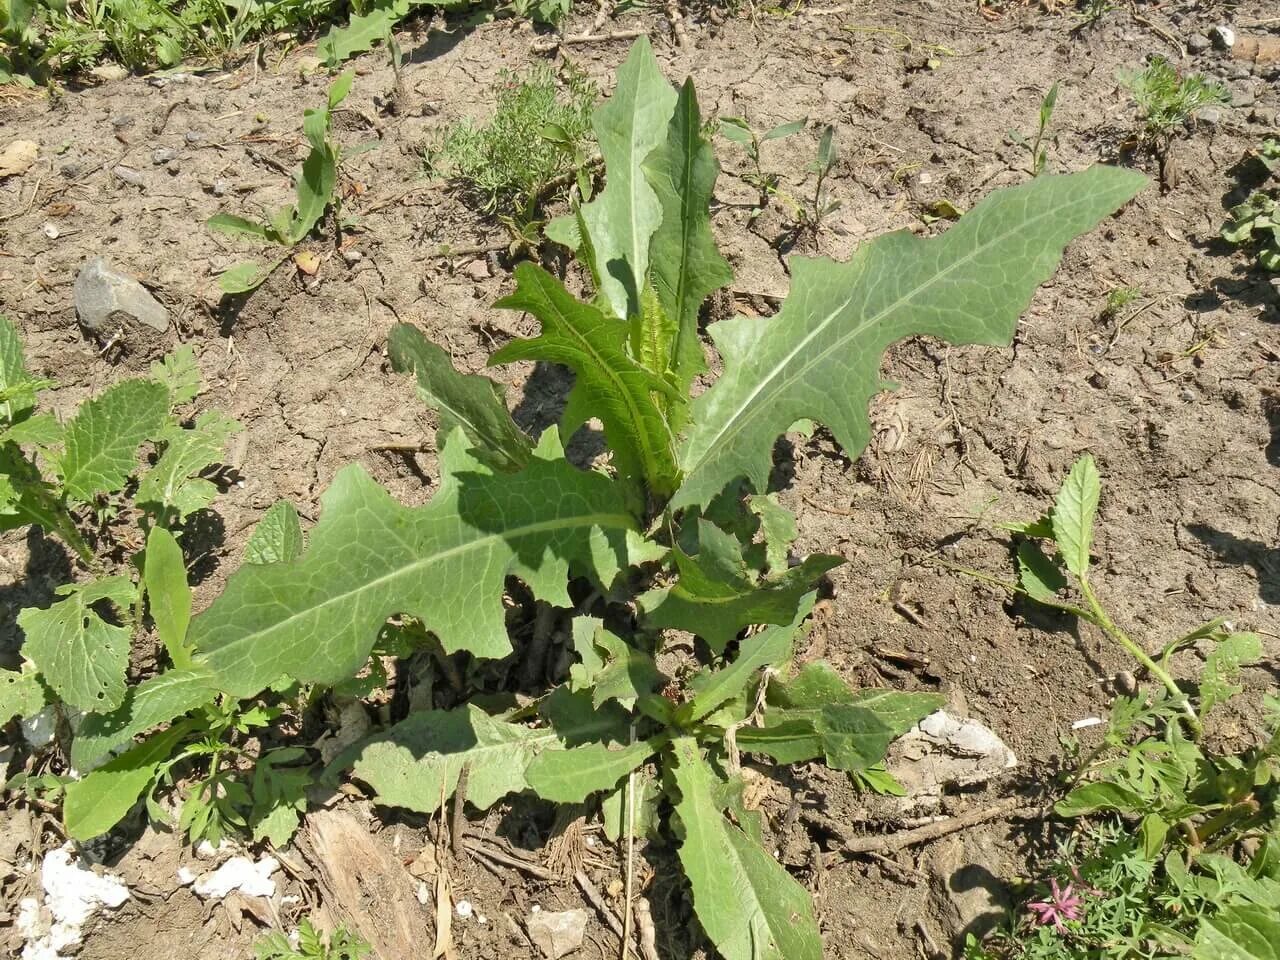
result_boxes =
[455,900,473,919]
[1179,387,1196,402]
[41,222,59,240]
[1187,34,1211,54]
[211,178,230,197]
[112,165,144,186]
[184,130,203,144]
[152,147,178,165]
[111,114,135,130]
[1115,670,1137,695]
[1196,106,1223,125]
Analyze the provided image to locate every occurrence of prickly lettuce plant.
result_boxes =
[35,39,1145,959]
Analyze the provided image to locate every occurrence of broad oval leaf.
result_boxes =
[671,167,1148,510]
[243,500,305,565]
[525,739,658,803]
[19,576,136,712]
[59,379,169,503]
[143,526,193,669]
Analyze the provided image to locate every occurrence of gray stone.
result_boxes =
[526,909,587,960]
[152,147,178,165]
[74,257,170,333]
[1196,106,1223,125]
[1187,34,1211,54]
[211,178,230,197]
[1233,87,1257,108]
[112,165,144,187]
[1210,24,1235,49]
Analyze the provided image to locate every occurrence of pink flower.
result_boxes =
[1027,879,1086,933]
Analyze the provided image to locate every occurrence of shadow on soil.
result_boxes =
[1185,522,1280,605]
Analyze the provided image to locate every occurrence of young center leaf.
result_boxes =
[671,167,1148,510]
[190,429,642,698]
[492,263,680,495]
[387,322,533,471]
[143,526,193,670]
[578,36,678,321]
[1052,453,1101,578]
[136,412,241,522]
[642,77,733,408]
[669,737,822,960]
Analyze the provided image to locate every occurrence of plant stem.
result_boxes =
[1079,576,1201,737]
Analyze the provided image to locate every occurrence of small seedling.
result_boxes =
[1074,0,1115,26]
[1222,143,1280,273]
[1099,284,1141,321]
[424,63,596,247]
[207,72,355,293]
[965,455,1277,960]
[1120,56,1228,145]
[795,123,841,233]
[719,114,806,215]
[1008,82,1059,176]
[256,919,371,960]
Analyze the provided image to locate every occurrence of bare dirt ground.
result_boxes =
[1,1,1277,957]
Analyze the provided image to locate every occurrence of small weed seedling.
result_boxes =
[965,455,1277,959]
[1008,82,1059,177]
[424,63,597,249]
[1099,284,1141,321]
[1074,0,1116,27]
[719,113,806,216]
[207,72,355,294]
[795,123,842,233]
[1121,56,1228,147]
[1222,140,1280,274]
[255,919,371,960]
[3,40,1145,960]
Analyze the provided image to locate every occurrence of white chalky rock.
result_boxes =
[192,856,278,900]
[19,844,129,959]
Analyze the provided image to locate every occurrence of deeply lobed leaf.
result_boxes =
[672,167,1148,509]
[191,428,642,697]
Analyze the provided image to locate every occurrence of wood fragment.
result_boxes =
[451,762,469,859]
[574,870,624,937]
[297,809,434,959]
[633,896,660,960]
[532,28,646,53]
[816,795,1031,857]
[464,839,559,881]
[666,0,689,49]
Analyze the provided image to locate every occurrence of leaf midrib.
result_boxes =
[682,191,1090,483]
[196,508,634,670]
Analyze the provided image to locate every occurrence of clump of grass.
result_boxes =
[425,63,597,240]
[1120,55,1228,144]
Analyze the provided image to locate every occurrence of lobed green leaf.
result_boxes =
[671,168,1148,510]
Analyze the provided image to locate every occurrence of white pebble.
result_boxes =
[455,899,473,919]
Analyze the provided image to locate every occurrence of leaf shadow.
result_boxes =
[0,527,72,668]
[1184,523,1280,604]
[510,361,607,469]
